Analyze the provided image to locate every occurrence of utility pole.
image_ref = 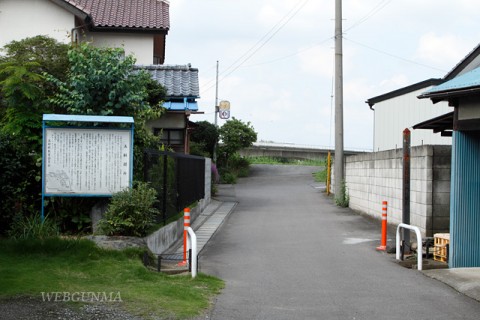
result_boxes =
[334,0,345,196]
[213,60,219,162]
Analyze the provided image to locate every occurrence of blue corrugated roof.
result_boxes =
[426,66,480,94]
[43,114,134,123]
[163,101,198,111]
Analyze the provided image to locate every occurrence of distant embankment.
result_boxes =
[239,142,368,161]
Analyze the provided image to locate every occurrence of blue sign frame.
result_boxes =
[41,114,135,220]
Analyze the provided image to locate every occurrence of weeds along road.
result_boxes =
[197,164,480,320]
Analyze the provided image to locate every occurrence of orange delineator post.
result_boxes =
[376,201,388,251]
[179,208,190,265]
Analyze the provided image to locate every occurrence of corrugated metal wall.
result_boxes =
[450,131,480,268]
[374,88,451,151]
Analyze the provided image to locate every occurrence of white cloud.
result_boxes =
[167,0,479,149]
[344,78,375,102]
[378,74,410,93]
[298,45,334,78]
[416,32,472,66]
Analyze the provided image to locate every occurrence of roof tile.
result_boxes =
[63,0,169,30]
[138,65,200,98]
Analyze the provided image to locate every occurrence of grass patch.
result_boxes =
[0,238,224,319]
[314,169,327,183]
[247,156,325,166]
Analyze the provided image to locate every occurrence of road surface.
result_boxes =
[198,164,480,320]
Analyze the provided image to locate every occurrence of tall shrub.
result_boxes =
[97,182,159,237]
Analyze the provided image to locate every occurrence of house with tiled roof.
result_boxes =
[0,0,169,64]
[1,0,203,154]
[138,64,202,154]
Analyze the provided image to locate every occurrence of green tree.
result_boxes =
[190,120,219,158]
[47,42,166,180]
[0,36,69,148]
[0,36,69,235]
[145,76,167,108]
[0,38,168,235]
[218,117,257,165]
[48,42,151,116]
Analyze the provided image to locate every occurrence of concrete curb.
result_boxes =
[422,268,480,303]
[168,201,237,254]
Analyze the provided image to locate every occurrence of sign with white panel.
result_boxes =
[44,128,132,195]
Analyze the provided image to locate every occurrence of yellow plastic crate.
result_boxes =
[434,233,450,262]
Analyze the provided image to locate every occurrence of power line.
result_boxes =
[211,0,393,71]
[231,0,393,69]
[344,37,448,72]
[200,0,310,93]
[344,0,393,33]
[241,36,334,68]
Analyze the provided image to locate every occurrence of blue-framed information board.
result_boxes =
[41,114,134,219]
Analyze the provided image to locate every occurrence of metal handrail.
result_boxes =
[186,227,197,278]
[396,223,423,270]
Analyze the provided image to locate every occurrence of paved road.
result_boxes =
[198,165,480,320]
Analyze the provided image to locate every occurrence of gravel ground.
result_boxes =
[0,296,145,320]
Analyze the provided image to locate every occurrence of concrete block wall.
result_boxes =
[331,145,450,237]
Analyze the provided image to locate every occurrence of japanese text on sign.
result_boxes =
[44,128,132,195]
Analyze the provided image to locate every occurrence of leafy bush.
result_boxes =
[221,172,237,184]
[0,133,40,235]
[218,153,250,183]
[228,154,250,170]
[47,197,96,234]
[98,182,159,237]
[7,214,59,240]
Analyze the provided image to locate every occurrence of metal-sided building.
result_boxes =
[418,67,480,268]
[366,80,452,152]
[366,44,480,152]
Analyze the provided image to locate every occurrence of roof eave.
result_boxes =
[89,26,169,34]
[418,86,480,102]
[366,78,443,108]
[48,0,90,24]
[412,111,454,130]
[443,44,480,80]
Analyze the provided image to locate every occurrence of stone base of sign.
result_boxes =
[90,200,109,234]
[84,235,147,251]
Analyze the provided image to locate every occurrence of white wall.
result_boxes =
[374,88,452,151]
[0,0,74,48]
[0,0,154,65]
[85,32,154,65]
[147,113,186,130]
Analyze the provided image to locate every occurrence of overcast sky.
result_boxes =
[164,0,478,150]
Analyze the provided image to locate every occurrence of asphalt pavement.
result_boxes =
[191,164,480,320]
